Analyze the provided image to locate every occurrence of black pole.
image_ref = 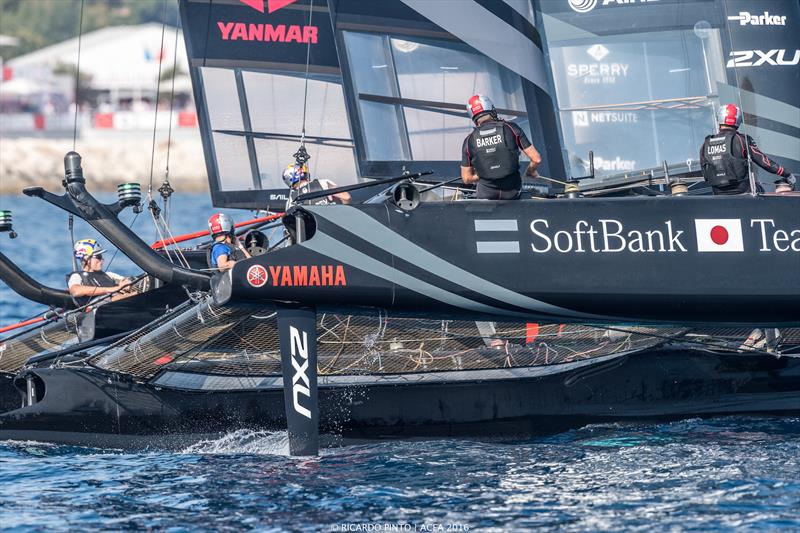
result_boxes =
[294,170,434,204]
[0,250,76,309]
[24,151,210,290]
[276,305,319,456]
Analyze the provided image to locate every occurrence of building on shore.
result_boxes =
[4,23,190,112]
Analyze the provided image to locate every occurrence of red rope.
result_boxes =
[151,213,284,250]
[0,316,46,335]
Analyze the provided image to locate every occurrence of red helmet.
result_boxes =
[467,94,496,123]
[208,213,234,237]
[718,103,743,128]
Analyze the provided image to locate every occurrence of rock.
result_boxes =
[0,133,209,194]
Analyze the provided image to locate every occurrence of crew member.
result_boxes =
[700,104,796,195]
[283,163,351,209]
[460,94,542,200]
[68,239,133,302]
[209,213,251,270]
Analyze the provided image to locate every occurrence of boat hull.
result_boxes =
[224,198,800,325]
[0,348,798,448]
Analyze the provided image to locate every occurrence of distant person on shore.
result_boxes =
[460,94,541,200]
[283,163,351,209]
[208,213,250,270]
[701,104,796,195]
[68,239,134,302]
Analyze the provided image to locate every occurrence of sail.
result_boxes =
[180,0,356,210]
[179,0,566,210]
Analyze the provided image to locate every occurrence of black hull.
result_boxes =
[0,375,21,413]
[1,348,798,449]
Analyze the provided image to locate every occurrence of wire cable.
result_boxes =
[299,0,315,146]
[148,0,170,195]
[71,0,85,150]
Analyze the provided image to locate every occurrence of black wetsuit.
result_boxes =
[288,179,335,207]
[700,128,791,195]
[462,119,531,200]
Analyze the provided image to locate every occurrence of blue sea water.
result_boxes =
[1,194,799,531]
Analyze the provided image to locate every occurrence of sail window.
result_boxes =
[201,67,244,131]
[241,71,357,190]
[342,31,530,170]
[212,132,254,192]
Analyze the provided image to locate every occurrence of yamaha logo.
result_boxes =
[568,0,597,13]
[246,265,268,287]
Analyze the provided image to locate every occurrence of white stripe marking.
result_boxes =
[477,241,520,254]
[474,219,518,232]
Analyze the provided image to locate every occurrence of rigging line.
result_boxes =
[299,0,315,145]
[72,0,85,151]
[164,17,181,182]
[148,0,170,195]
[162,16,182,228]
[154,208,191,269]
[67,0,86,249]
[68,211,77,272]
[104,211,140,272]
[147,193,175,265]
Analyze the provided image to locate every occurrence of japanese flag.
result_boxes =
[694,219,744,252]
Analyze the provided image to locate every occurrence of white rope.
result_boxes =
[153,206,191,269]
[147,192,175,265]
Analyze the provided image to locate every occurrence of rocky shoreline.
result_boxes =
[0,134,209,194]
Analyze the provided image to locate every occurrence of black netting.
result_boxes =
[0,314,81,374]
[89,296,720,381]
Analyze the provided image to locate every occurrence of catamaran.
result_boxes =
[0,0,797,455]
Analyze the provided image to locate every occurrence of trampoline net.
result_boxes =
[89,296,708,381]
[0,313,82,375]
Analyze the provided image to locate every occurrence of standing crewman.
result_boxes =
[460,94,542,200]
[700,104,796,195]
[208,213,251,270]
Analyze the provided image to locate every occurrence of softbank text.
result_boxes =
[530,219,686,253]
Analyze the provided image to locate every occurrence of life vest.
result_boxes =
[69,270,118,307]
[701,130,749,188]
[291,179,333,206]
[468,120,520,180]
[78,270,117,288]
[208,242,239,268]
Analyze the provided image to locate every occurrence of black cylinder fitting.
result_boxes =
[64,151,85,185]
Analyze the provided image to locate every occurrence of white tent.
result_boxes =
[7,24,188,93]
[0,77,39,96]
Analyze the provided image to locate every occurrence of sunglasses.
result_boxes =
[92,255,104,261]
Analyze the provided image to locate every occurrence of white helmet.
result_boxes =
[208,213,234,237]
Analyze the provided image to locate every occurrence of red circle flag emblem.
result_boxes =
[694,219,744,252]
[709,225,729,245]
[246,265,268,287]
